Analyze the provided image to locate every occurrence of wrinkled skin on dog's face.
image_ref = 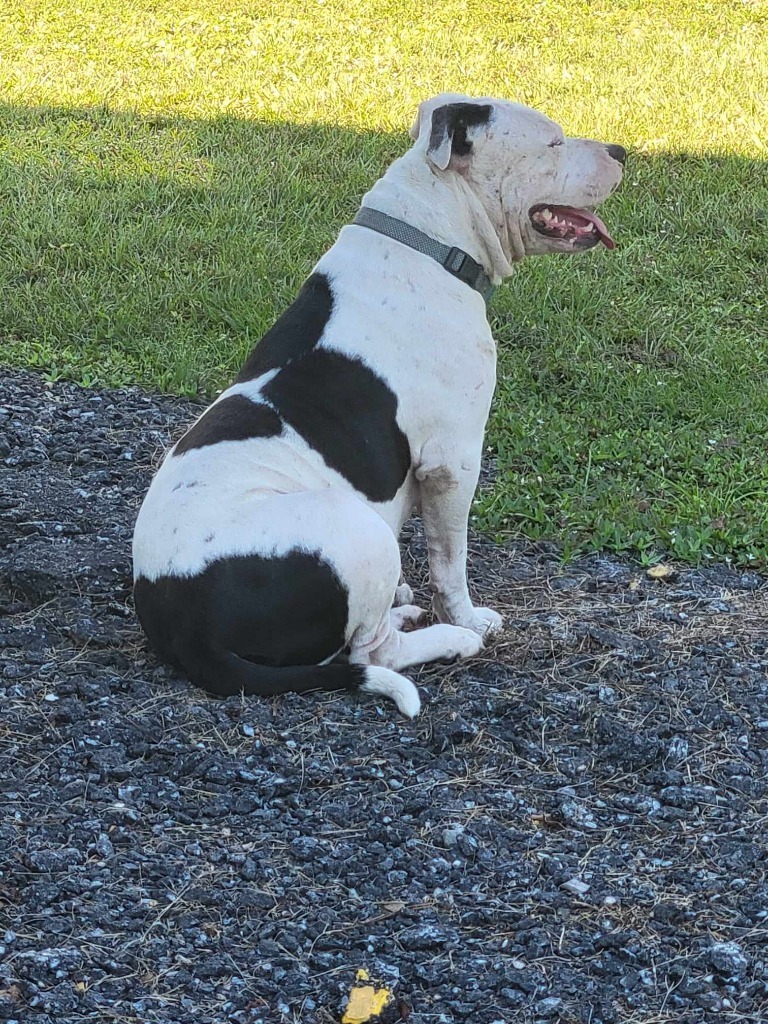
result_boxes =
[410,93,625,261]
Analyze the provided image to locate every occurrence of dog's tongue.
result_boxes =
[560,206,616,249]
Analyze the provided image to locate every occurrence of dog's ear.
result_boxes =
[408,101,427,142]
[418,101,493,171]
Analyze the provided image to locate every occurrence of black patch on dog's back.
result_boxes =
[173,394,282,455]
[134,549,349,671]
[236,273,334,382]
[263,349,410,503]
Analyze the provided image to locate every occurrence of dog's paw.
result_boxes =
[393,582,415,607]
[390,604,428,631]
[439,625,484,662]
[463,607,504,638]
[432,599,504,638]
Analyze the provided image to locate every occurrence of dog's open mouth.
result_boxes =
[529,204,616,250]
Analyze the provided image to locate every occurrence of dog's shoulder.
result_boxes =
[236,272,335,383]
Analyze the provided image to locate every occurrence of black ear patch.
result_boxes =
[428,102,492,163]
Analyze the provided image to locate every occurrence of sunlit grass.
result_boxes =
[1,0,767,563]
[1,0,766,154]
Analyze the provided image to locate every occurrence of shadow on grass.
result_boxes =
[1,101,767,564]
[0,102,407,394]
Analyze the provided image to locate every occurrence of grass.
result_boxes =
[0,0,767,564]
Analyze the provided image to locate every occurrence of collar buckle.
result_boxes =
[444,247,478,286]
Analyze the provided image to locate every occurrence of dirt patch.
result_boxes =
[1,369,767,1024]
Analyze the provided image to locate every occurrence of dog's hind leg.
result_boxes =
[335,501,480,672]
[350,616,482,672]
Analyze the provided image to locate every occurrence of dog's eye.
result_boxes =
[548,139,564,148]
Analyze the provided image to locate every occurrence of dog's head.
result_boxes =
[410,93,624,261]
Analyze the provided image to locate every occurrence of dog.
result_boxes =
[132,93,624,718]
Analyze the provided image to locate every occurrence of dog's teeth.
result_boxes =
[542,208,552,220]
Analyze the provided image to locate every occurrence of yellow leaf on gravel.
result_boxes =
[341,970,391,1024]
[646,563,676,580]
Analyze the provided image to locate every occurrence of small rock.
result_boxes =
[398,924,451,949]
[561,878,590,896]
[26,848,83,872]
[290,836,319,860]
[456,833,478,856]
[536,996,564,1016]
[559,800,598,830]
[667,735,689,761]
[441,826,464,848]
[94,835,115,859]
[240,858,258,881]
[706,941,749,977]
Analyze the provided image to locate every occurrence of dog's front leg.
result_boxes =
[417,444,503,638]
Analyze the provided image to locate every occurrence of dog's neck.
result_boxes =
[360,151,518,284]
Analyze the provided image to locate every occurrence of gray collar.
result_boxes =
[353,206,496,305]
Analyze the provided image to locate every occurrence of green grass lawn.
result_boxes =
[1,0,767,564]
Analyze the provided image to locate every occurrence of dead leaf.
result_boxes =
[646,563,676,581]
[531,812,565,831]
[382,900,406,914]
[342,969,392,1024]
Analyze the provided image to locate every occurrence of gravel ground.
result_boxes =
[1,368,767,1024]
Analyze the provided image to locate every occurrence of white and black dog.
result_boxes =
[132,93,624,718]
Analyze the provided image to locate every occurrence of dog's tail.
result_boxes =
[182,646,421,718]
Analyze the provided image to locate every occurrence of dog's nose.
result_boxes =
[606,143,627,165]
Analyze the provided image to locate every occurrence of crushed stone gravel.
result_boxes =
[1,369,767,1024]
